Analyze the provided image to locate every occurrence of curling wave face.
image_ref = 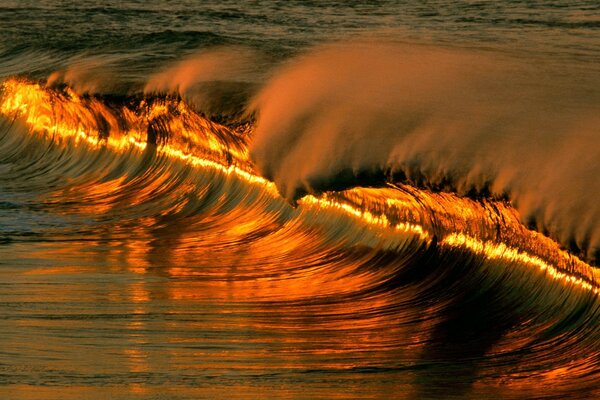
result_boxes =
[0,78,599,398]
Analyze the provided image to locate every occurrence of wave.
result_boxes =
[248,42,600,263]
[1,76,598,284]
[1,76,599,396]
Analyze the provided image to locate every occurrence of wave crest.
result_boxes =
[248,42,600,262]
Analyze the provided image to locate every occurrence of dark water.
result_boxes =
[1,2,599,399]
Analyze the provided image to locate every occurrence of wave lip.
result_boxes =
[0,77,250,166]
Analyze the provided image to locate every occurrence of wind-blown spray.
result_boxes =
[249,42,600,261]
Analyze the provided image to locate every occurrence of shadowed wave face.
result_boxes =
[1,1,600,399]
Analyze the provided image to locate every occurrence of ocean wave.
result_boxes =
[1,76,599,397]
[1,77,597,277]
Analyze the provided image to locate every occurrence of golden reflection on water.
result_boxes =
[2,231,596,398]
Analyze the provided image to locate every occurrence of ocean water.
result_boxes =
[0,1,599,399]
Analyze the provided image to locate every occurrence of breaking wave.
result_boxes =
[249,42,600,263]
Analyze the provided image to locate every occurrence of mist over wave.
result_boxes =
[46,56,124,95]
[144,47,268,121]
[248,42,600,262]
